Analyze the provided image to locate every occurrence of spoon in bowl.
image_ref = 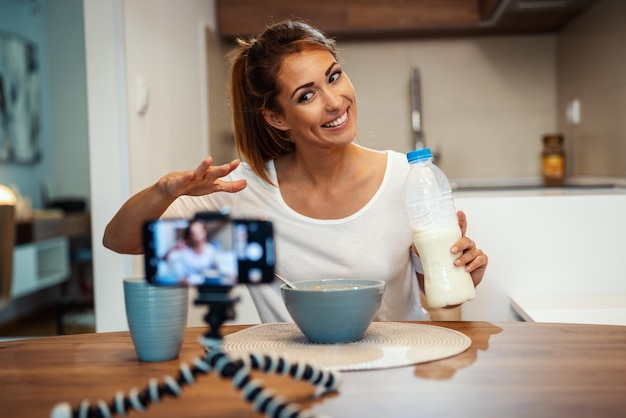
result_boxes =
[274,272,298,289]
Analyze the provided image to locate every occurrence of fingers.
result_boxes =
[194,156,214,179]
[468,253,488,287]
[215,178,247,193]
[457,210,467,236]
[451,236,486,270]
[462,251,488,273]
[199,159,245,193]
[450,235,488,288]
[159,157,246,199]
[195,157,241,181]
[450,236,472,257]
[451,212,488,286]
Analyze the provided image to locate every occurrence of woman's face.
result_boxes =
[266,48,357,150]
[188,221,207,245]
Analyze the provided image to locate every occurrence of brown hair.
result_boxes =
[228,20,338,184]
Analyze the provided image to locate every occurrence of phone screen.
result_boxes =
[143,216,275,286]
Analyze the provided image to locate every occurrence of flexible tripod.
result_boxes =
[50,286,341,418]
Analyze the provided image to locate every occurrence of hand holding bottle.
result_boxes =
[404,148,486,308]
[450,210,488,289]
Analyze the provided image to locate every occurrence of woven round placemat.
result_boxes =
[222,322,471,371]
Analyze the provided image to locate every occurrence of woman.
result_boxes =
[103,20,488,322]
[163,220,218,285]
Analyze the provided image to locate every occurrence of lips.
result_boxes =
[322,110,348,128]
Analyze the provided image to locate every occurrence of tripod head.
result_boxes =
[194,285,240,345]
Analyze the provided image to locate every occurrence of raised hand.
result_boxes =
[157,156,247,200]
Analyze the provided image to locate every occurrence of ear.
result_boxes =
[262,108,290,131]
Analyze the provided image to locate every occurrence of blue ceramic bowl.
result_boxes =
[281,279,385,344]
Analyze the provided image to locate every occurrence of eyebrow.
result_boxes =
[289,61,339,100]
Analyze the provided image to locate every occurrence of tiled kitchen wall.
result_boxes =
[340,34,557,181]
[557,0,626,178]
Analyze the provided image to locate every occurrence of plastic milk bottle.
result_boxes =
[404,148,475,308]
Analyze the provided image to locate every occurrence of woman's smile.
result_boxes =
[322,110,348,128]
[322,109,349,129]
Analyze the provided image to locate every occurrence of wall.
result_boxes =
[86,0,243,332]
[340,35,557,181]
[47,0,90,203]
[84,0,133,332]
[557,0,626,177]
[0,0,50,207]
[123,0,211,190]
[0,0,89,209]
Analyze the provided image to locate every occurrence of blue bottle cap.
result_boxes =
[407,148,432,163]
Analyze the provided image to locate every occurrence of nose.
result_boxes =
[323,87,341,112]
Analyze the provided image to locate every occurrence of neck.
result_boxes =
[280,143,362,187]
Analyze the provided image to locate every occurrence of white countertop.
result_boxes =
[510,293,626,326]
[455,187,626,198]
[450,176,626,198]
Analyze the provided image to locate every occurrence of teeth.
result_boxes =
[323,111,347,128]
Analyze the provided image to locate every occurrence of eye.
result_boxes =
[329,70,342,83]
[298,91,314,103]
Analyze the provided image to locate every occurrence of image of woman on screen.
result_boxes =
[164,220,219,285]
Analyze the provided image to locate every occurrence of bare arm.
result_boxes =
[102,157,247,254]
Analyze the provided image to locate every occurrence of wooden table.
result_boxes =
[1,321,625,417]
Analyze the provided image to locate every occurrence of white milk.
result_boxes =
[412,226,476,308]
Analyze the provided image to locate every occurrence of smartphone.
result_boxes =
[143,213,275,286]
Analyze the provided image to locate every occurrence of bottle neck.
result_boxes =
[409,158,433,166]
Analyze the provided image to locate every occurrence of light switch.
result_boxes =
[136,78,149,115]
[566,99,581,125]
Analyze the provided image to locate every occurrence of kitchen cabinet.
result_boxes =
[216,0,599,40]
[15,212,90,245]
[11,237,70,299]
[0,213,90,325]
[455,187,626,322]
[10,212,90,298]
